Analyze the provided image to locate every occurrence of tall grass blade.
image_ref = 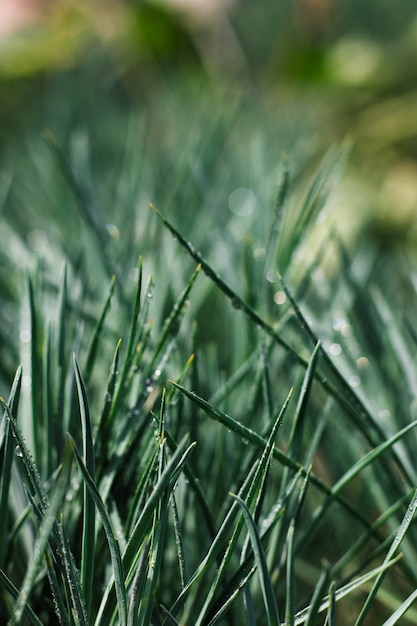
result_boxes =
[73,354,96,619]
[354,489,417,626]
[381,588,417,626]
[230,493,280,626]
[9,440,72,625]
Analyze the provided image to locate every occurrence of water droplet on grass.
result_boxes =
[329,343,342,356]
[15,445,23,458]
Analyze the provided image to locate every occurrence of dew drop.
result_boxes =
[15,445,23,458]
[349,375,361,388]
[329,343,342,356]
[147,290,153,300]
[266,269,279,283]
[232,298,242,310]
[356,356,369,369]
[273,290,287,305]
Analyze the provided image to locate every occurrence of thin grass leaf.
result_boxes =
[70,435,128,626]
[381,588,417,626]
[0,366,22,568]
[28,275,43,464]
[84,274,116,385]
[326,581,336,626]
[9,439,73,625]
[96,435,195,626]
[127,540,151,626]
[293,555,402,625]
[230,493,280,626]
[73,355,96,620]
[171,491,187,589]
[304,561,331,626]
[0,569,44,626]
[285,521,296,626]
[354,488,417,626]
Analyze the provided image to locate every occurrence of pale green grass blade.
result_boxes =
[0,366,22,568]
[9,439,72,625]
[304,562,331,626]
[382,588,417,626]
[127,540,151,626]
[70,435,128,626]
[0,569,43,626]
[28,275,42,463]
[84,274,116,385]
[293,556,402,625]
[56,263,68,435]
[230,493,280,626]
[96,338,122,474]
[354,489,417,626]
[73,354,96,620]
[326,581,336,626]
[285,521,295,626]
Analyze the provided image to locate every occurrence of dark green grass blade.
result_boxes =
[0,366,22,568]
[354,488,417,626]
[70,435,128,626]
[127,540,151,626]
[9,440,72,625]
[285,521,296,626]
[73,355,96,620]
[0,569,43,626]
[28,275,43,465]
[230,494,280,626]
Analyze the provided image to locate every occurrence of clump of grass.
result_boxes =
[1,124,417,626]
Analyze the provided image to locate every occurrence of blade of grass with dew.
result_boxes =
[127,539,151,626]
[43,323,55,478]
[137,397,171,625]
[169,380,379,533]
[83,274,116,386]
[95,435,195,626]
[107,257,143,430]
[231,493,280,626]
[293,555,402,625]
[354,488,417,626]
[143,264,201,384]
[73,355,96,620]
[0,569,44,626]
[171,490,187,589]
[205,468,305,626]
[1,396,89,624]
[151,204,392,469]
[0,366,22,569]
[381,588,417,626]
[9,439,73,625]
[193,389,291,626]
[70,434,128,626]
[28,275,42,464]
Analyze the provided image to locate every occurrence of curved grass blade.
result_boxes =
[354,488,417,626]
[70,435,128,626]
[73,355,96,620]
[230,493,280,626]
[0,366,22,568]
[95,435,195,626]
[9,439,72,625]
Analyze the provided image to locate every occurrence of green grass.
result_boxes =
[2,67,417,624]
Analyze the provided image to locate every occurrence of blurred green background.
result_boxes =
[1,0,417,384]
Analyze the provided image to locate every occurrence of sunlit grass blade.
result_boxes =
[73,354,96,619]
[293,555,402,625]
[354,488,417,626]
[28,275,43,463]
[9,439,72,625]
[230,493,280,626]
[382,588,417,626]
